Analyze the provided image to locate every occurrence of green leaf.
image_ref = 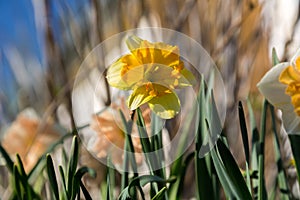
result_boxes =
[136,108,156,172]
[169,88,199,195]
[67,136,79,198]
[169,152,194,200]
[119,110,136,188]
[107,158,116,200]
[170,102,197,173]
[16,154,27,179]
[289,135,300,184]
[28,133,73,179]
[245,162,252,195]
[71,167,96,200]
[238,101,250,163]
[238,102,252,193]
[151,187,167,200]
[194,76,214,200]
[258,100,268,200]
[247,100,260,197]
[106,170,111,200]
[216,140,252,199]
[246,99,259,145]
[46,154,59,200]
[210,145,234,199]
[118,175,176,200]
[59,165,68,199]
[0,143,14,172]
[15,154,36,200]
[195,75,205,150]
[80,180,92,200]
[195,154,213,200]
[149,113,165,195]
[272,48,280,66]
[13,164,22,199]
[119,110,143,199]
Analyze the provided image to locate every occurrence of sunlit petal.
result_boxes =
[126,35,143,52]
[128,36,182,69]
[179,68,197,86]
[148,86,180,119]
[107,54,143,90]
[127,83,156,110]
[148,42,180,67]
[146,64,195,89]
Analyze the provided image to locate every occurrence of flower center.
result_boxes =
[279,56,300,116]
[145,82,158,97]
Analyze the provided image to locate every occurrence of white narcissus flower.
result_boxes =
[257,48,300,134]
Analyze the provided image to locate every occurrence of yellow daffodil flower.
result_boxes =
[106,35,196,119]
[257,48,300,134]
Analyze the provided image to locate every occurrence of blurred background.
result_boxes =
[1,0,300,198]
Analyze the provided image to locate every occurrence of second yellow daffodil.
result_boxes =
[258,48,300,134]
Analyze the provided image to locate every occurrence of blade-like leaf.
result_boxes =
[216,140,252,199]
[46,154,59,200]
[80,180,92,200]
[107,158,115,200]
[16,154,36,200]
[272,48,280,66]
[169,152,194,199]
[118,175,176,200]
[71,166,96,200]
[13,164,22,199]
[28,133,73,179]
[195,76,212,200]
[210,145,234,199]
[238,101,250,163]
[289,135,300,183]
[0,144,14,172]
[67,136,79,197]
[151,187,167,200]
[258,100,268,200]
[59,165,68,199]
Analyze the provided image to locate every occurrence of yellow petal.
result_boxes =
[279,65,300,85]
[106,54,143,90]
[148,86,180,119]
[126,35,143,52]
[180,68,197,86]
[127,36,182,68]
[144,64,195,89]
[291,93,300,115]
[147,41,180,67]
[127,83,156,110]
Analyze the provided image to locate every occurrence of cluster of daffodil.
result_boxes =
[258,48,300,134]
[106,35,196,119]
